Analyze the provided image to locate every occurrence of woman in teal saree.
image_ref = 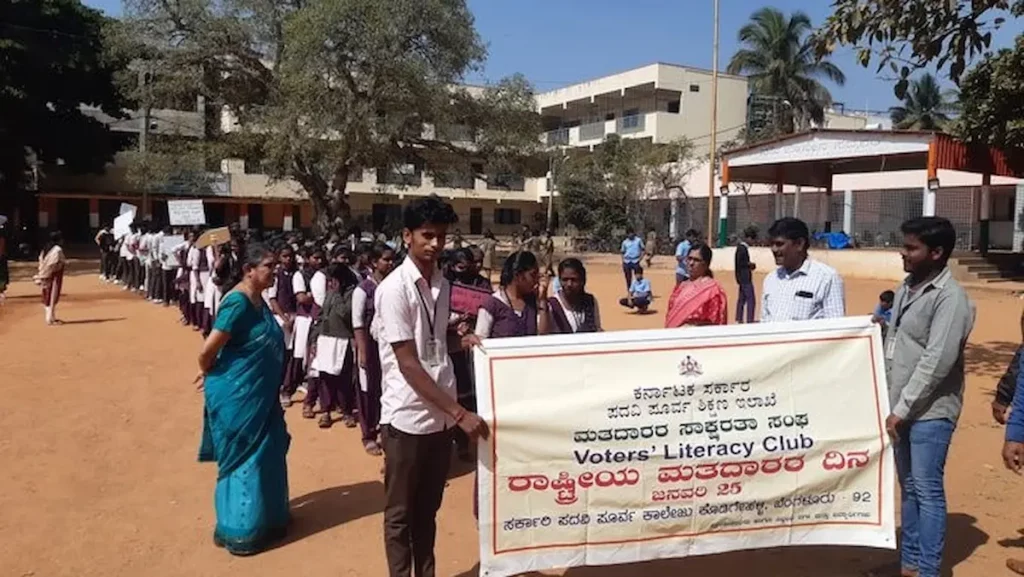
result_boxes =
[195,243,290,556]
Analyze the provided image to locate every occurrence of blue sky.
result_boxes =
[84,0,1022,112]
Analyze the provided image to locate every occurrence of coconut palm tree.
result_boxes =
[727,7,845,134]
[889,73,957,131]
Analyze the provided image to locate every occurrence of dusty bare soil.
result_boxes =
[1,260,1021,577]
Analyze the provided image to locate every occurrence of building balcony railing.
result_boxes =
[579,121,606,142]
[617,113,646,134]
[546,128,570,146]
[486,174,526,191]
[377,167,423,187]
[432,171,477,189]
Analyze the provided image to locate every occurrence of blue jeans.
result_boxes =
[894,418,955,577]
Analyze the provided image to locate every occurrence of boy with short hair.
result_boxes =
[619,267,652,313]
[883,216,974,577]
[373,194,487,577]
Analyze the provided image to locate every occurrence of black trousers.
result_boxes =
[382,425,453,577]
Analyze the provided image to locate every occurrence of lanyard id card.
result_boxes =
[424,338,444,367]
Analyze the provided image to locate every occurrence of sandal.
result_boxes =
[342,415,358,428]
[318,413,333,429]
[302,406,316,419]
[364,440,383,456]
[279,394,292,409]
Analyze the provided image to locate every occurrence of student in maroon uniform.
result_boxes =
[352,243,395,455]
[547,258,602,334]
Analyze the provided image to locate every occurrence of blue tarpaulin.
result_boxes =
[813,232,853,249]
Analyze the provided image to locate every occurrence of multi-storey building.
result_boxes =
[30,62,750,243]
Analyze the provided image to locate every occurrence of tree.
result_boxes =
[954,36,1024,172]
[727,7,846,133]
[813,0,1024,98]
[0,0,127,197]
[889,73,958,130]
[554,135,699,240]
[123,0,542,232]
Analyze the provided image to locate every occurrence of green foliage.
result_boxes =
[0,0,127,193]
[889,73,958,130]
[814,0,1024,98]
[123,0,542,232]
[954,36,1024,172]
[554,136,699,238]
[727,7,845,132]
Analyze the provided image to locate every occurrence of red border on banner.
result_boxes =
[486,334,887,556]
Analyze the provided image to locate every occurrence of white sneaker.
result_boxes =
[297,384,308,395]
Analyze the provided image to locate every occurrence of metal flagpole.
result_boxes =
[706,0,720,246]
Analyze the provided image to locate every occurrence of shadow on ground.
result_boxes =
[268,481,384,550]
[965,341,1018,380]
[454,513,987,577]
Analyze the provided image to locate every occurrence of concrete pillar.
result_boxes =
[843,189,854,235]
[39,209,49,229]
[980,175,991,255]
[717,194,728,247]
[238,203,249,230]
[89,198,99,229]
[922,185,936,217]
[1014,183,1024,253]
[669,194,679,240]
[283,213,294,232]
[793,185,801,218]
[774,167,784,221]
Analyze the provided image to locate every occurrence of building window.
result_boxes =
[605,112,616,121]
[667,100,681,113]
[377,163,422,186]
[494,208,522,225]
[689,84,700,92]
[347,166,363,183]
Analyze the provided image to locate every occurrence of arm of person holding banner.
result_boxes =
[379,287,488,439]
[886,290,974,440]
[1002,351,1024,473]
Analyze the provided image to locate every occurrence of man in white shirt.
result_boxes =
[372,195,486,577]
[761,217,846,322]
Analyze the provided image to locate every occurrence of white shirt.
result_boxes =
[292,270,308,297]
[352,285,369,329]
[310,270,327,307]
[761,258,846,322]
[124,233,138,260]
[372,257,455,435]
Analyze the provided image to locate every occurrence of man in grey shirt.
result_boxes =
[883,217,975,577]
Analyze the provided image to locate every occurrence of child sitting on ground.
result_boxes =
[619,267,652,314]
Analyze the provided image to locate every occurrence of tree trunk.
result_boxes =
[293,166,352,235]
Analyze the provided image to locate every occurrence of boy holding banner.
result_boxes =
[372,195,486,577]
[883,217,974,577]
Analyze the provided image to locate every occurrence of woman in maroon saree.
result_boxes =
[547,258,602,334]
[665,243,728,328]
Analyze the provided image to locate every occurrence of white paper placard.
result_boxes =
[168,199,207,226]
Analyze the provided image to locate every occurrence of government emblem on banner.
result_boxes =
[678,355,703,377]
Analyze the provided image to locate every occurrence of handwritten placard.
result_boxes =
[168,199,207,226]
[473,317,895,577]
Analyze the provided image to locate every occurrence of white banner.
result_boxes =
[167,199,207,226]
[113,209,136,240]
[119,202,137,216]
[473,317,895,577]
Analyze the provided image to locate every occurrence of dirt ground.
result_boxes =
[1,259,1022,577]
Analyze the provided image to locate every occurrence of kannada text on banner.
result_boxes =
[473,317,895,577]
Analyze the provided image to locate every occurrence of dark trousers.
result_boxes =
[117,257,127,283]
[357,362,383,443]
[621,261,641,291]
[382,426,453,577]
[305,349,356,414]
[281,355,305,397]
[736,283,756,323]
[451,351,476,454]
[161,269,176,305]
[619,295,650,312]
